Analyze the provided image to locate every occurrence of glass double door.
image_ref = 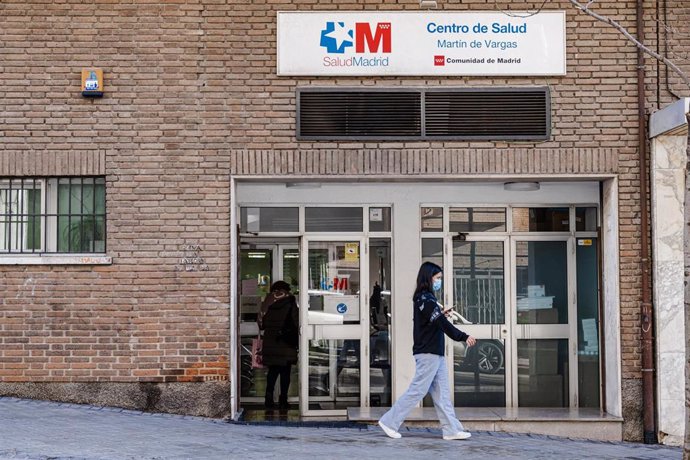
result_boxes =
[239,236,392,416]
[238,242,300,406]
[437,236,581,408]
[299,237,392,416]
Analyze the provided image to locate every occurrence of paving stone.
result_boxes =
[0,398,682,460]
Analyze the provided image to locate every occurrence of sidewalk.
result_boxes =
[0,397,681,460]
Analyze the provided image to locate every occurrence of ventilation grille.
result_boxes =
[298,88,550,140]
[298,91,422,138]
[425,90,549,139]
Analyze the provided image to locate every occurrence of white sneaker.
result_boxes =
[378,420,402,439]
[443,431,472,440]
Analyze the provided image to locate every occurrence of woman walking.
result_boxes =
[378,261,476,440]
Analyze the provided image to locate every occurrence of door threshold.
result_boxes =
[229,408,363,428]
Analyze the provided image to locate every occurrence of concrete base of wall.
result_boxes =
[622,378,644,442]
[0,382,231,418]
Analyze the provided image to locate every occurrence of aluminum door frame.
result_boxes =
[299,235,370,417]
[237,241,300,406]
[509,234,578,408]
[445,234,512,407]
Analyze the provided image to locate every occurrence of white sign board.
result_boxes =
[324,295,360,322]
[277,11,566,76]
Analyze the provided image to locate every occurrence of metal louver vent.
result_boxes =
[425,89,550,140]
[297,87,550,141]
[298,91,422,139]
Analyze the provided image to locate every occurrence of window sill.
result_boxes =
[0,255,112,265]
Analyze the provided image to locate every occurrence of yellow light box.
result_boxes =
[81,69,104,97]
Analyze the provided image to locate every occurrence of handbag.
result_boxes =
[251,335,264,369]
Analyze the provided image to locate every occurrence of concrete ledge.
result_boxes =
[349,407,623,441]
[484,421,620,441]
[0,382,231,418]
[0,255,112,265]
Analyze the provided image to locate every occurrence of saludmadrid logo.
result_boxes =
[320,21,392,67]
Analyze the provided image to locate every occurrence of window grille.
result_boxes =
[0,177,106,254]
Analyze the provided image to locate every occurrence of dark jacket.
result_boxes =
[412,290,468,356]
[258,291,299,366]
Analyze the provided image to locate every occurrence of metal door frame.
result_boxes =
[509,234,578,408]
[237,241,300,406]
[445,234,512,407]
[299,235,370,417]
[432,205,580,409]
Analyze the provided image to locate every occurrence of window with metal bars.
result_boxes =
[297,87,550,141]
[0,177,106,254]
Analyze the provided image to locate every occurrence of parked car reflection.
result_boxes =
[447,310,505,375]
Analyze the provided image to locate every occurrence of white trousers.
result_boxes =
[379,353,464,436]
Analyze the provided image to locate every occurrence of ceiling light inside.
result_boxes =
[503,182,540,192]
[285,182,322,189]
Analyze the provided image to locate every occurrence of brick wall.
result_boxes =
[0,0,677,435]
[651,0,690,107]
[227,0,644,377]
[0,1,233,415]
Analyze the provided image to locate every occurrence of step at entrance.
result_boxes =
[348,407,623,441]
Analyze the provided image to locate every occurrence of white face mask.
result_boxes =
[432,278,442,292]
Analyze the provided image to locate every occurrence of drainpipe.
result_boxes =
[636,0,657,445]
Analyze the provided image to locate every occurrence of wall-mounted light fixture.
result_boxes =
[81,69,104,97]
[420,0,438,9]
[504,182,540,192]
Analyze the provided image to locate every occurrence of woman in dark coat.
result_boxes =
[258,280,299,409]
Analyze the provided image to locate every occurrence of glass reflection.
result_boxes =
[577,240,600,408]
[305,207,363,232]
[369,238,392,407]
[453,241,505,324]
[282,248,300,295]
[518,339,569,407]
[240,248,272,323]
[308,241,361,325]
[454,339,506,407]
[575,207,598,232]
[512,207,569,232]
[240,207,299,233]
[450,207,506,232]
[369,207,392,232]
[421,207,443,232]
[308,339,361,410]
[515,241,568,324]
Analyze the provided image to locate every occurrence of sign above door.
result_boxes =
[277,11,566,76]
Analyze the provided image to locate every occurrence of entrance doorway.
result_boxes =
[232,182,608,421]
[299,237,392,416]
[238,239,300,412]
[421,206,601,409]
[237,205,393,418]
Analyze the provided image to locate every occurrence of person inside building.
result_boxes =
[378,261,476,440]
[258,280,299,410]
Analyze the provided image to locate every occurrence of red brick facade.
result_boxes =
[1,0,688,439]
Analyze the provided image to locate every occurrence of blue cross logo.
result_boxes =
[320,22,353,54]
